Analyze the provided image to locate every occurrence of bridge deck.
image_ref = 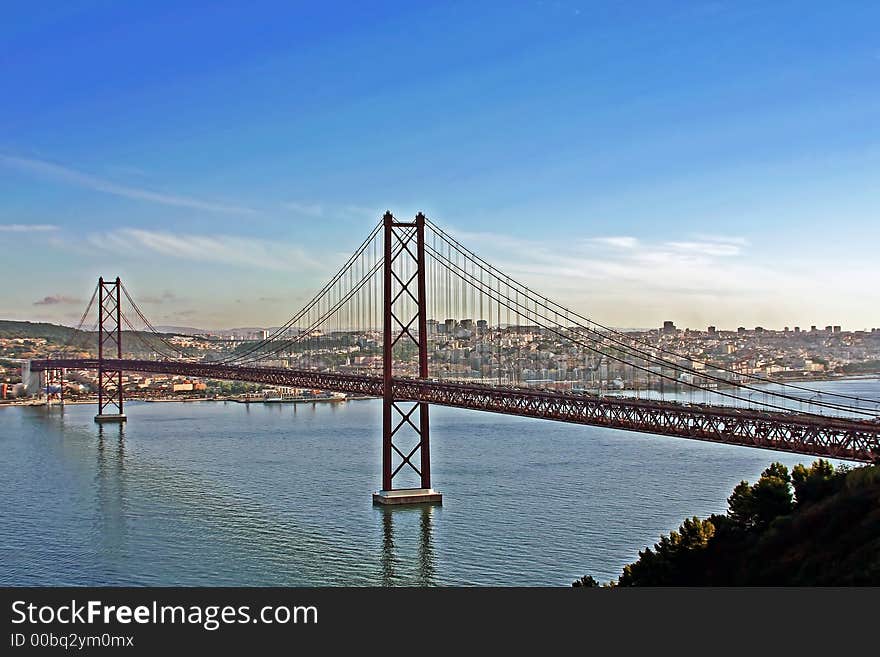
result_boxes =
[33,359,880,463]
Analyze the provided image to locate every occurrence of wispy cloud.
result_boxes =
[0,154,256,215]
[34,295,81,306]
[139,290,178,304]
[90,228,326,272]
[582,235,744,256]
[282,201,325,217]
[0,223,59,232]
[690,234,749,246]
[664,240,742,257]
[282,201,383,222]
[432,222,812,326]
[586,236,639,249]
[342,204,382,218]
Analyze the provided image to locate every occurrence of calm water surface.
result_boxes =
[2,378,877,586]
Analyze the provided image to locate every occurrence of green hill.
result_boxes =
[574,459,880,586]
[0,319,189,358]
[0,320,81,342]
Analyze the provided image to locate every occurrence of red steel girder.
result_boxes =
[35,358,880,463]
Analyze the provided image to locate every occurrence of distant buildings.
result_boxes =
[5,316,880,400]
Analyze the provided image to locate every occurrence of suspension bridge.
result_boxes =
[31,213,880,504]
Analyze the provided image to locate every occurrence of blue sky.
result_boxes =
[2,1,878,329]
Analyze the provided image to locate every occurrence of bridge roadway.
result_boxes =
[34,358,880,463]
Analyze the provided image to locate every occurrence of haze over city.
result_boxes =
[2,2,878,330]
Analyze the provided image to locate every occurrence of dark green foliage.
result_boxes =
[573,460,880,586]
[617,517,716,586]
[727,480,755,528]
[838,360,880,374]
[727,463,793,529]
[571,575,599,587]
[791,459,840,506]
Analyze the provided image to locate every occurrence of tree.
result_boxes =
[791,459,838,506]
[728,480,755,528]
[572,575,599,587]
[596,462,879,586]
[762,462,792,484]
[749,471,793,527]
[618,516,716,586]
[727,463,793,529]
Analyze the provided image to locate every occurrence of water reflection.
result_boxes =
[95,423,129,576]
[379,505,437,587]
[417,505,436,586]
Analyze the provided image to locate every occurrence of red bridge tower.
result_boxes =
[372,212,442,505]
[94,276,126,423]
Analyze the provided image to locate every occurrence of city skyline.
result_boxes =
[3,2,879,329]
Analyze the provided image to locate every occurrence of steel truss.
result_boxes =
[96,277,124,418]
[34,358,880,463]
[393,378,880,463]
[382,212,432,490]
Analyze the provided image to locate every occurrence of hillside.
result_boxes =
[0,319,81,342]
[574,460,880,586]
[0,319,186,357]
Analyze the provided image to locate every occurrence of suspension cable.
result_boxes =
[425,241,878,418]
[426,220,880,411]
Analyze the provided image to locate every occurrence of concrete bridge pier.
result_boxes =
[95,413,126,424]
[373,488,443,506]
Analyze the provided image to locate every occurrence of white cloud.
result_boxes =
[89,228,326,272]
[0,223,59,232]
[663,241,742,257]
[0,154,256,215]
[586,236,639,249]
[690,234,750,246]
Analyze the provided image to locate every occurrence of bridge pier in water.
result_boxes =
[372,212,442,506]
[94,276,126,424]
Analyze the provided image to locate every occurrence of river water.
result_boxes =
[2,377,877,586]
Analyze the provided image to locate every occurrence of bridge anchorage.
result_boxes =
[30,212,880,505]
